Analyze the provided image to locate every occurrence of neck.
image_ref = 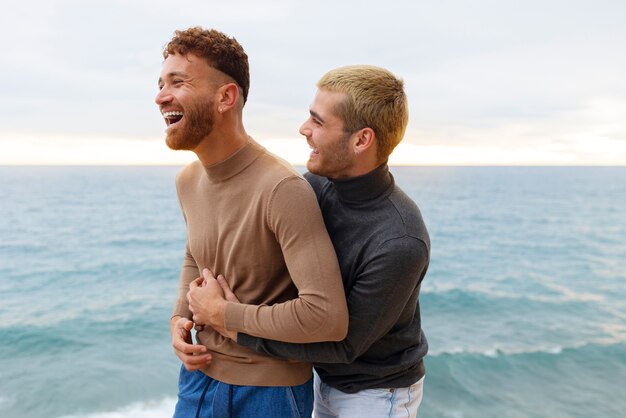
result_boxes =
[194,117,249,166]
[333,150,381,180]
[330,163,392,203]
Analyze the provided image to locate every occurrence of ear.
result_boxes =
[353,127,376,154]
[216,82,240,113]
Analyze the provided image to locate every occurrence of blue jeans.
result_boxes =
[313,372,424,418]
[173,365,313,418]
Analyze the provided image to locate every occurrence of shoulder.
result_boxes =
[386,185,430,249]
[265,173,325,232]
[269,175,318,211]
[175,160,203,188]
[246,152,320,217]
[251,148,305,185]
[304,171,326,189]
[379,233,429,265]
[304,172,332,200]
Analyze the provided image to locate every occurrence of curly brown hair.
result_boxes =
[163,27,250,104]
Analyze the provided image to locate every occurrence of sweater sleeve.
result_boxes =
[224,176,349,343]
[237,236,429,363]
[171,170,200,319]
[171,241,200,319]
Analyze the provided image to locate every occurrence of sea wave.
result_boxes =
[56,397,176,418]
[422,284,606,305]
[421,341,626,418]
[427,340,625,359]
[429,344,565,358]
[0,294,162,329]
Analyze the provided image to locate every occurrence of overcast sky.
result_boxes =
[1,0,625,165]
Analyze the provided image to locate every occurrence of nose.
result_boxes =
[155,87,171,106]
[299,119,311,137]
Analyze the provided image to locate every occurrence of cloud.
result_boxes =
[1,0,625,164]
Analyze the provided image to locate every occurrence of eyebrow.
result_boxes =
[310,110,325,123]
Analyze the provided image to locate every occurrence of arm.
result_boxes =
[237,237,429,363]
[170,170,211,368]
[197,176,348,343]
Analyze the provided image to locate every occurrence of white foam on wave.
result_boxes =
[0,293,155,329]
[430,344,568,358]
[541,282,605,303]
[422,281,606,305]
[57,397,176,418]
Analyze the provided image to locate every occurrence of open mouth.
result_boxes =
[308,143,319,156]
[162,111,184,127]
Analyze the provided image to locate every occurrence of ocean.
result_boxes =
[1,165,625,418]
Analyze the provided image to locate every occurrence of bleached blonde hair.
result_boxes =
[317,65,409,162]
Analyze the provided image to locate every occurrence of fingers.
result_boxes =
[172,328,208,358]
[202,268,216,281]
[186,289,193,309]
[173,337,206,355]
[174,348,212,371]
[172,327,212,371]
[180,354,212,371]
[189,277,205,289]
[217,275,240,303]
[175,317,194,332]
[182,319,194,331]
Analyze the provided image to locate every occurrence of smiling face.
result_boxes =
[155,53,221,151]
[299,89,357,179]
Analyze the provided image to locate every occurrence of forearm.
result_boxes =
[236,298,388,364]
[224,288,347,343]
[172,248,200,318]
[237,332,356,364]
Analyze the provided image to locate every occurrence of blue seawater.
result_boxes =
[0,166,625,418]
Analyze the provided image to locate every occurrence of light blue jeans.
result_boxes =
[313,372,424,418]
[173,365,313,417]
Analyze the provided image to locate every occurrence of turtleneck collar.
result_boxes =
[330,163,393,202]
[203,138,263,183]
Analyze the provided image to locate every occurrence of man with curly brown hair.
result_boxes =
[155,27,348,417]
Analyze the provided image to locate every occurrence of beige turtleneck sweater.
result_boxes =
[172,138,348,386]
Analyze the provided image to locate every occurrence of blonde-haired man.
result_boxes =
[203,65,430,417]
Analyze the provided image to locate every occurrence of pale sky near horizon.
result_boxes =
[1,0,625,165]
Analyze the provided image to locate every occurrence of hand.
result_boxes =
[171,316,212,371]
[216,274,240,304]
[187,269,227,328]
[188,269,240,340]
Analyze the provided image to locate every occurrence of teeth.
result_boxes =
[163,111,184,118]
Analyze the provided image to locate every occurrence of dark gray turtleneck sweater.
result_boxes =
[238,164,430,393]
